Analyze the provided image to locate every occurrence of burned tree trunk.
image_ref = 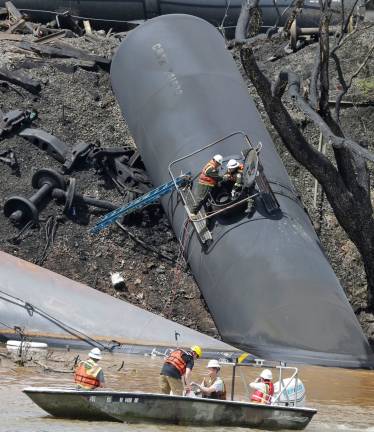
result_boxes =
[239,15,374,310]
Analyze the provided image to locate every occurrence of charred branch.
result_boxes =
[240,43,374,309]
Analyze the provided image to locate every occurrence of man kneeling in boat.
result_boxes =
[159,345,202,396]
[74,348,105,390]
[249,369,274,404]
[193,359,226,400]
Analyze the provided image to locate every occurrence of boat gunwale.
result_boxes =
[23,387,317,414]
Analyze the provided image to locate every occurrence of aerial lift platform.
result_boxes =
[91,131,279,246]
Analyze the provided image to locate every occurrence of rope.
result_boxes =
[34,215,60,265]
[5,220,35,244]
[0,287,109,351]
[115,221,180,265]
[191,192,259,222]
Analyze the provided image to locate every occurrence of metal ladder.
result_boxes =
[256,162,280,214]
[180,187,212,244]
[90,175,188,234]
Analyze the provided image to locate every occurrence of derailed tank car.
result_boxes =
[0,0,362,30]
[110,14,374,368]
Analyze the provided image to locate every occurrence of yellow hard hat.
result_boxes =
[190,345,202,358]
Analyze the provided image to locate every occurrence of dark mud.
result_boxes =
[0,23,373,344]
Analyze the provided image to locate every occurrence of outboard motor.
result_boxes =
[273,377,306,407]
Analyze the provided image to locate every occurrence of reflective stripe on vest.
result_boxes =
[199,161,218,186]
[74,360,102,389]
[202,376,227,400]
[250,381,274,404]
[164,349,188,376]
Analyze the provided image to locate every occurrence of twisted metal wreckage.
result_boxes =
[0,6,373,369]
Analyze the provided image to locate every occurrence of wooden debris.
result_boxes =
[0,67,41,93]
[34,30,67,44]
[18,40,111,69]
[5,1,34,33]
[0,33,23,41]
[5,17,25,33]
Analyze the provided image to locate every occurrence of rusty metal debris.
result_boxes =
[52,178,118,214]
[0,149,19,174]
[0,109,36,138]
[4,168,66,225]
[62,141,93,173]
[19,128,69,163]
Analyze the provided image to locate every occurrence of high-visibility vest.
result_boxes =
[74,359,103,390]
[202,376,227,400]
[199,160,219,186]
[250,380,274,404]
[164,349,189,376]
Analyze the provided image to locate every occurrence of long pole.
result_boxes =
[231,362,237,401]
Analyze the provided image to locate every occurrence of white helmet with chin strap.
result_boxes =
[89,347,102,360]
[213,154,223,165]
[227,159,240,169]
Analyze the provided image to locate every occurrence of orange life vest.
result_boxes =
[250,380,274,404]
[164,349,189,376]
[74,359,102,390]
[202,376,227,400]
[199,160,219,187]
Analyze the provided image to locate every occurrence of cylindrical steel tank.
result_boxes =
[0,0,359,30]
[0,252,234,354]
[110,14,373,368]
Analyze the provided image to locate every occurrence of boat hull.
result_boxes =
[23,388,316,430]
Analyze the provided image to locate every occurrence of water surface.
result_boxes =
[1,348,373,431]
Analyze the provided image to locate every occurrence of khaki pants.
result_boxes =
[159,374,183,396]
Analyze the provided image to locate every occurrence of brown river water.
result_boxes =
[1,347,373,432]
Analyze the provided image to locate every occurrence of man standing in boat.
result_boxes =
[74,348,105,390]
[249,369,274,404]
[159,345,202,396]
[190,154,223,218]
[194,359,226,399]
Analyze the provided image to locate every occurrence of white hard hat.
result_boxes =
[213,154,223,165]
[227,159,240,169]
[207,359,220,369]
[260,369,272,380]
[89,347,102,360]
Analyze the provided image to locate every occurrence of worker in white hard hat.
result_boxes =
[74,347,105,390]
[249,369,274,404]
[223,158,244,195]
[223,158,254,213]
[190,154,223,218]
[193,359,226,400]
